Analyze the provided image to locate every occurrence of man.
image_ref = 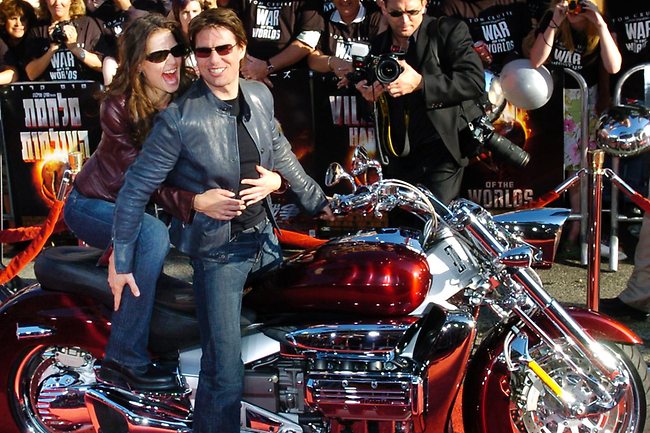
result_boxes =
[356,0,485,204]
[110,8,332,432]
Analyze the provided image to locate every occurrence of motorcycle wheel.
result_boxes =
[10,344,100,433]
[510,342,650,433]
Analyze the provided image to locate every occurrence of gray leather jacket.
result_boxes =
[112,79,328,273]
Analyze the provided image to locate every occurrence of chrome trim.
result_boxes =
[16,324,55,340]
[286,322,415,353]
[329,228,424,254]
[240,401,303,433]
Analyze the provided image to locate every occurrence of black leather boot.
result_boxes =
[97,359,181,392]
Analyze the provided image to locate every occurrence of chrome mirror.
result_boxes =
[597,104,650,157]
[325,162,357,192]
[351,146,383,181]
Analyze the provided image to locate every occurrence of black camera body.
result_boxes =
[466,114,530,168]
[567,0,585,15]
[51,21,71,44]
[348,53,404,85]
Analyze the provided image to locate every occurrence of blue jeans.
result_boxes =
[190,219,282,433]
[64,187,170,368]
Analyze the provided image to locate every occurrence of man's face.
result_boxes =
[194,25,245,99]
[381,0,425,39]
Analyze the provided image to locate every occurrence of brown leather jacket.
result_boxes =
[73,94,195,222]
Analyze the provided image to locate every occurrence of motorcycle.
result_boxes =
[1,149,648,433]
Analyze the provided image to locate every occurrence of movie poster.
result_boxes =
[460,80,564,211]
[0,81,102,225]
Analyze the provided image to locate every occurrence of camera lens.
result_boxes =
[375,57,403,84]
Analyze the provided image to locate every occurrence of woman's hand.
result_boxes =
[239,166,282,206]
[108,251,140,311]
[193,188,246,220]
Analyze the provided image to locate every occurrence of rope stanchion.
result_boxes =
[0,200,65,285]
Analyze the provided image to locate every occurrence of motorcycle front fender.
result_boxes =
[461,307,642,433]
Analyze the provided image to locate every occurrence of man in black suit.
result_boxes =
[356,0,484,204]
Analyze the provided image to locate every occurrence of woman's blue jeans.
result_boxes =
[64,187,170,368]
[190,220,282,433]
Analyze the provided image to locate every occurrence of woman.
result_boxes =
[64,14,203,391]
[0,0,36,83]
[24,0,104,81]
[307,0,385,86]
[171,0,203,73]
[526,0,621,253]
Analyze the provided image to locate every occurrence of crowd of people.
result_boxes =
[0,0,648,431]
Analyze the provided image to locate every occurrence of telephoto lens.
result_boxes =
[484,133,531,168]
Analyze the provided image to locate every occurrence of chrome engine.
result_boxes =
[282,321,425,422]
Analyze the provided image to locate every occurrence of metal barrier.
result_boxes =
[607,63,650,270]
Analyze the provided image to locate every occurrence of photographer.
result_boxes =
[526,0,620,256]
[355,0,485,204]
[24,0,105,81]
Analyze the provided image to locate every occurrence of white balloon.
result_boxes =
[499,59,554,110]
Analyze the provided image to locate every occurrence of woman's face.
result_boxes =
[5,15,27,40]
[140,29,184,104]
[179,0,202,35]
[47,0,71,21]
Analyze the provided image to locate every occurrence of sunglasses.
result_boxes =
[193,44,235,58]
[387,9,421,17]
[145,44,188,63]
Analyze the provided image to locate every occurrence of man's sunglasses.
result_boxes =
[145,44,189,63]
[387,9,421,17]
[193,44,235,58]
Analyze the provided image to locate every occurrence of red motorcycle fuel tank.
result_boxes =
[246,229,431,317]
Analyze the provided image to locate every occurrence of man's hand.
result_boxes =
[383,61,422,98]
[108,251,139,311]
[193,188,246,220]
[355,79,385,102]
[239,166,282,206]
[318,205,335,221]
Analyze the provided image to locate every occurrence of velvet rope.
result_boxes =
[0,200,65,285]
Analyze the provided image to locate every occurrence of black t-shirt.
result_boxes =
[317,3,384,59]
[537,11,600,88]
[0,36,30,80]
[25,15,105,81]
[240,0,324,60]
[227,93,265,233]
[440,0,533,72]
[606,1,650,101]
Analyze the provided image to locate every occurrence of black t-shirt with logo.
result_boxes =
[239,0,324,60]
[606,2,650,100]
[440,0,533,72]
[317,4,384,60]
[537,11,600,88]
[25,15,105,82]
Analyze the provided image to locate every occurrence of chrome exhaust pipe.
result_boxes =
[85,385,192,432]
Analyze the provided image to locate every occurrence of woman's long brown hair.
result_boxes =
[106,14,195,147]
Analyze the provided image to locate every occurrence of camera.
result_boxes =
[465,114,531,168]
[348,53,404,85]
[567,0,585,15]
[51,21,71,44]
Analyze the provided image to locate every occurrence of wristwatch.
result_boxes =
[265,59,274,73]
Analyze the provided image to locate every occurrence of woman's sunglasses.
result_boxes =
[145,44,189,63]
[193,44,235,58]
